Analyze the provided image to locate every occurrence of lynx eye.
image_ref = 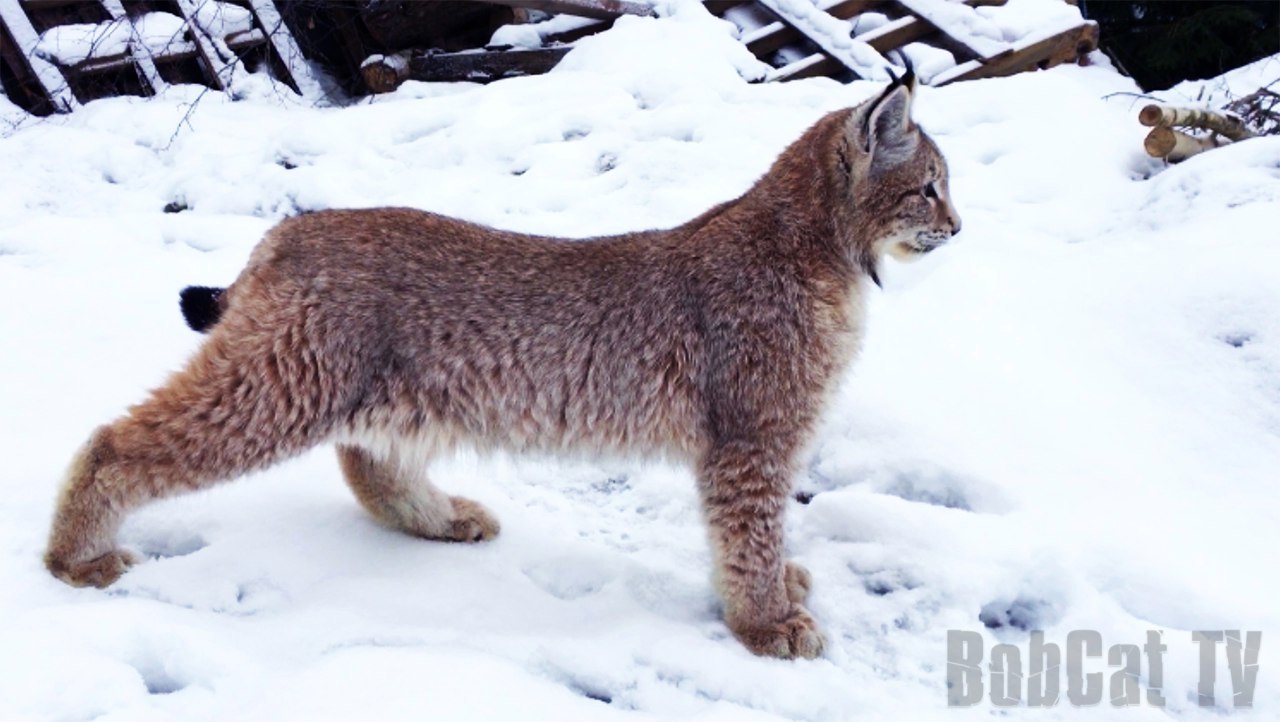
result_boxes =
[922,181,939,200]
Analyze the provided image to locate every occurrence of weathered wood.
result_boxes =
[360,49,410,93]
[173,0,232,89]
[98,0,166,94]
[756,0,895,80]
[0,0,76,111]
[465,0,654,21]
[702,0,748,14]
[1139,104,1252,141]
[408,46,570,83]
[764,52,831,83]
[894,0,1006,61]
[245,0,306,92]
[1144,126,1221,163]
[745,0,884,59]
[930,19,1096,84]
[757,0,1008,83]
[65,29,267,77]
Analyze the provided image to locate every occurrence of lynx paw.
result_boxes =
[446,497,500,543]
[45,548,138,588]
[732,604,827,660]
[784,561,813,604]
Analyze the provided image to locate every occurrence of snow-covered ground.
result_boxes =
[2,5,1279,721]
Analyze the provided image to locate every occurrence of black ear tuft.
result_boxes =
[897,53,917,92]
[179,286,225,333]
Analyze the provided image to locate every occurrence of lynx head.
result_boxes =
[839,69,960,280]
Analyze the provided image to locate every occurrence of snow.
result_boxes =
[193,1,255,38]
[134,12,190,54]
[1158,53,1280,112]
[896,0,1007,59]
[35,20,133,65]
[2,1,1279,719]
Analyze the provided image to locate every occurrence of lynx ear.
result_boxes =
[859,83,918,171]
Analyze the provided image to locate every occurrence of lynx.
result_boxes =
[45,72,958,659]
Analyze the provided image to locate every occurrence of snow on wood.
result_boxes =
[409,46,571,83]
[361,50,411,94]
[34,21,131,66]
[757,0,895,80]
[193,1,255,37]
[928,16,1096,85]
[174,0,234,89]
[1139,104,1254,142]
[100,0,167,94]
[895,0,1007,59]
[0,0,76,110]
[133,12,189,55]
[1143,126,1223,163]
[245,0,313,94]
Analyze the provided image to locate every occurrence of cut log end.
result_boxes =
[1138,104,1165,127]
[1144,126,1220,163]
[361,51,412,93]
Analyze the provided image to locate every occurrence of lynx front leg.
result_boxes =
[337,445,499,543]
[699,441,825,659]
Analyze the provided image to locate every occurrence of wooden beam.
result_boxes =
[931,20,1096,84]
[408,46,571,84]
[173,0,232,89]
[702,0,748,14]
[893,0,1007,61]
[744,0,884,58]
[0,0,76,110]
[755,0,896,80]
[244,0,306,93]
[759,0,1008,83]
[65,30,267,77]
[464,0,654,21]
[99,0,167,95]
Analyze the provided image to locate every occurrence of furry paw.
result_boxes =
[446,497,500,543]
[45,548,138,588]
[784,560,813,604]
[732,604,827,660]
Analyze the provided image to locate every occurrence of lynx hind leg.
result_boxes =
[336,445,499,543]
[45,330,331,588]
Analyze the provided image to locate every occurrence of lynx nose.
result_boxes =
[949,216,962,237]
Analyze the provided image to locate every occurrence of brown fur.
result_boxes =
[45,79,958,659]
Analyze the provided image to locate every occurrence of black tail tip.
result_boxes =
[179,286,225,333]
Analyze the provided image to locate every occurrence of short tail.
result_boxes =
[179,286,226,333]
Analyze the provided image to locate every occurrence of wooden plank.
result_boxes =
[0,0,76,110]
[764,52,832,83]
[893,0,1007,61]
[67,29,267,77]
[930,20,1097,84]
[755,0,893,80]
[541,17,610,44]
[408,46,570,84]
[99,0,166,94]
[702,0,748,14]
[464,0,654,21]
[173,0,231,89]
[244,0,306,93]
[745,0,884,58]
[759,0,1008,83]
